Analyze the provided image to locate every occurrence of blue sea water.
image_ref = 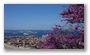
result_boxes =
[4,30,50,37]
[4,30,79,38]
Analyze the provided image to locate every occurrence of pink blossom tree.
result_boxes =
[37,4,84,49]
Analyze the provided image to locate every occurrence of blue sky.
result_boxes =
[4,4,69,30]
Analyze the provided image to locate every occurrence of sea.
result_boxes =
[4,30,79,38]
[4,30,50,38]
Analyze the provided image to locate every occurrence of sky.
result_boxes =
[4,4,69,30]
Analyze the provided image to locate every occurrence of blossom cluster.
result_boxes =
[37,4,84,49]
